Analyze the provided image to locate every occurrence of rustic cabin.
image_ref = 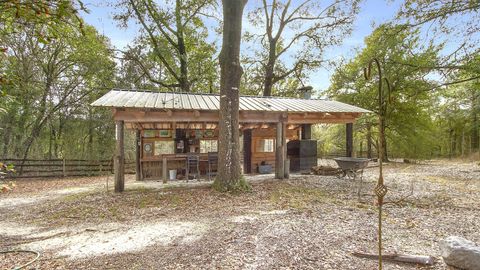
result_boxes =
[91,89,370,191]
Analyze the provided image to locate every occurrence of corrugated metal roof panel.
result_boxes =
[91,89,371,113]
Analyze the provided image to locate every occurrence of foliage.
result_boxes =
[327,24,440,159]
[397,0,480,84]
[0,161,15,192]
[114,0,218,92]
[0,14,116,160]
[244,0,360,96]
[435,70,480,156]
[0,0,87,41]
[386,1,480,158]
[1,0,478,166]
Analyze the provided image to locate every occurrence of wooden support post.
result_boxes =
[135,129,141,181]
[162,157,167,183]
[114,120,125,192]
[284,159,290,179]
[243,129,252,174]
[275,122,285,179]
[346,123,353,157]
[282,121,287,168]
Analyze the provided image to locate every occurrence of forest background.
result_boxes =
[0,0,478,163]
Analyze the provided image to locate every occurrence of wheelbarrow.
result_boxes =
[333,157,369,181]
[334,157,370,199]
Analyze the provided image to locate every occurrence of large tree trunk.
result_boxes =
[214,0,248,191]
[176,0,190,92]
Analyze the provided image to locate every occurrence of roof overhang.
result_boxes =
[92,89,370,126]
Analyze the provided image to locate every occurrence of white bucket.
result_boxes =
[169,170,177,180]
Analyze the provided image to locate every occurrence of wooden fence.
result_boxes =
[2,158,135,179]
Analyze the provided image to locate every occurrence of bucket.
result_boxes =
[169,169,177,180]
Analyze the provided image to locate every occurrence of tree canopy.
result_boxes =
[1,0,478,167]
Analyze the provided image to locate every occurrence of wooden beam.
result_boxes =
[135,129,141,181]
[114,109,362,126]
[115,109,284,123]
[275,122,285,179]
[352,252,435,266]
[162,157,167,183]
[114,120,125,192]
[346,123,353,157]
[282,121,287,178]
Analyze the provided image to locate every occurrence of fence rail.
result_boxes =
[2,158,135,179]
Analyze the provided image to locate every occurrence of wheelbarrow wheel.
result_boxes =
[336,169,346,179]
[346,170,356,180]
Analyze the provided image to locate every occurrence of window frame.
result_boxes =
[254,138,275,153]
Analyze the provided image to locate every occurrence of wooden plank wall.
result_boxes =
[250,128,299,173]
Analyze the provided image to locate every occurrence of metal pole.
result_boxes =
[365,58,389,270]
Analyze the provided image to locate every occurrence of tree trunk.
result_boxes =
[471,102,479,152]
[176,0,190,92]
[114,120,125,192]
[87,107,94,160]
[214,0,248,191]
[263,41,276,96]
[449,128,454,159]
[48,122,53,159]
[366,122,372,159]
[380,118,388,162]
[450,128,458,157]
[2,118,12,159]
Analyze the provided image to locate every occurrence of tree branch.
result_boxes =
[129,0,180,82]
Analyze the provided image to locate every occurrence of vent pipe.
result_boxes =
[297,86,313,99]
[297,86,314,140]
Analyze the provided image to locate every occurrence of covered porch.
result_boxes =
[91,89,369,192]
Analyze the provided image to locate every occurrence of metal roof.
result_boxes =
[91,89,370,114]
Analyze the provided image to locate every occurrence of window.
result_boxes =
[200,140,218,153]
[256,139,275,152]
[154,141,174,155]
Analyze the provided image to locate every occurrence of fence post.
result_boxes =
[63,158,66,177]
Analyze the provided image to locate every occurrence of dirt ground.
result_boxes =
[1,159,479,269]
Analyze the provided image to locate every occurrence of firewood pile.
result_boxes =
[311,165,340,176]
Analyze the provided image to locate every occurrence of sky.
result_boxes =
[80,0,403,94]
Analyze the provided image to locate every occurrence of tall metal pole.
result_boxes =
[364,58,390,270]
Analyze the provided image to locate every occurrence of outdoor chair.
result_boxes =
[186,154,200,181]
[207,152,218,181]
